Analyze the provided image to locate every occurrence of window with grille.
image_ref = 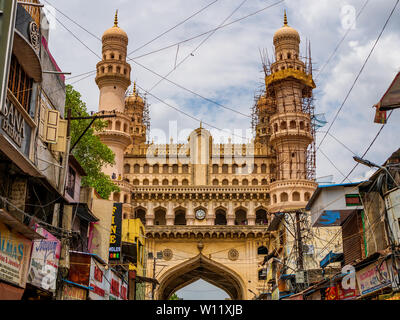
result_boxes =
[8,55,33,112]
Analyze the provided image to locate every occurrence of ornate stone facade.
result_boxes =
[95,11,317,300]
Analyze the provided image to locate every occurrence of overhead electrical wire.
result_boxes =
[318,148,352,183]
[314,0,370,80]
[340,110,394,183]
[130,0,285,60]
[135,83,251,141]
[146,0,250,92]
[47,2,271,119]
[127,0,221,56]
[37,2,398,280]
[42,0,102,41]
[317,0,399,151]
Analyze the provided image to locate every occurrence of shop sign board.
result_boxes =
[121,280,128,300]
[109,203,122,261]
[88,257,109,300]
[27,225,61,292]
[106,269,128,300]
[62,283,87,300]
[0,220,32,288]
[325,286,338,300]
[337,281,357,300]
[107,269,121,300]
[356,260,392,296]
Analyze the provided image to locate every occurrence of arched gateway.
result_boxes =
[96,11,317,299]
[157,253,245,300]
[146,226,274,300]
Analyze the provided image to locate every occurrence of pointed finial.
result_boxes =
[133,81,137,94]
[200,121,202,129]
[284,10,288,26]
[114,10,119,27]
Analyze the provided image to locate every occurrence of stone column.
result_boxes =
[186,201,194,225]
[227,201,235,225]
[146,202,154,226]
[166,202,174,225]
[248,201,255,226]
[206,202,215,225]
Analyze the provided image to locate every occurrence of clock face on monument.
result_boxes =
[195,209,206,220]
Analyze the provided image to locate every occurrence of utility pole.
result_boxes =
[151,257,156,300]
[295,211,304,270]
[295,211,305,291]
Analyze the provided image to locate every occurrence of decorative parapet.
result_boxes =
[132,185,270,194]
[131,186,271,202]
[145,225,273,239]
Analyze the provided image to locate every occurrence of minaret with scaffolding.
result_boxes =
[253,11,317,213]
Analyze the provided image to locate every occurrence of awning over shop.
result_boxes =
[0,135,44,178]
[280,274,295,280]
[72,203,99,223]
[375,72,400,111]
[0,282,25,300]
[320,251,344,269]
[0,208,45,240]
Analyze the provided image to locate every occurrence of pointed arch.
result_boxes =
[157,254,245,300]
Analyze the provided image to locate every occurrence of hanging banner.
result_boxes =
[88,258,109,300]
[109,203,122,261]
[0,221,32,288]
[106,269,128,300]
[27,225,61,292]
[107,269,121,300]
[121,279,128,300]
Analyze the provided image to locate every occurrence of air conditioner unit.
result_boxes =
[384,188,400,246]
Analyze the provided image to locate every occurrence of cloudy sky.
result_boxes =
[42,0,400,298]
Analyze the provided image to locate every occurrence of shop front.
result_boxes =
[66,251,128,300]
[0,209,42,300]
[23,224,61,300]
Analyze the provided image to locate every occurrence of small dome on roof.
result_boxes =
[126,82,144,105]
[273,11,300,45]
[102,10,128,40]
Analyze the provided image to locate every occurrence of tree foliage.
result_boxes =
[169,293,182,300]
[65,84,119,199]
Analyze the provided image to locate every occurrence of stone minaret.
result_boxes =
[125,82,147,147]
[95,11,132,179]
[268,11,317,212]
